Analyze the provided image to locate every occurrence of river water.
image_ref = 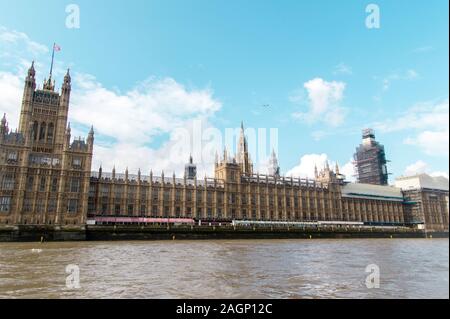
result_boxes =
[0,239,448,299]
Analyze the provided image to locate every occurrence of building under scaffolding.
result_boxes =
[395,174,449,231]
[354,129,389,185]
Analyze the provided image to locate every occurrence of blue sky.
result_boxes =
[0,0,448,181]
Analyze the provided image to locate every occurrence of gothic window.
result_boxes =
[26,176,34,191]
[39,122,46,141]
[39,177,46,192]
[67,199,78,213]
[70,178,80,193]
[1,174,15,190]
[140,205,146,215]
[163,190,170,201]
[72,157,82,168]
[51,178,58,192]
[127,204,133,215]
[37,198,45,213]
[23,198,33,212]
[101,185,109,196]
[115,204,121,215]
[32,121,38,141]
[6,151,18,163]
[0,196,11,212]
[48,199,56,213]
[207,192,213,204]
[47,123,54,143]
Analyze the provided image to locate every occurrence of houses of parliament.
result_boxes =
[0,62,448,232]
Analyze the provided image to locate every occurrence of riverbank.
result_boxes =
[1,224,448,242]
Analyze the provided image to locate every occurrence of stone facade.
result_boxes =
[1,64,448,232]
[0,63,93,226]
[395,174,449,231]
[87,165,406,224]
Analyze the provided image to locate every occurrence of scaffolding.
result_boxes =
[354,129,389,185]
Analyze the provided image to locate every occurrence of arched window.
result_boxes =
[39,122,46,141]
[47,123,54,143]
[32,121,38,140]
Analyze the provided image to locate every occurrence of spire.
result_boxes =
[189,153,193,164]
[65,68,71,82]
[0,113,7,135]
[325,160,330,171]
[335,162,340,175]
[89,125,94,136]
[268,148,280,177]
[314,164,319,178]
[27,61,36,78]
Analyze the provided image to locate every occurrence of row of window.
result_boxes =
[23,176,80,192]
[0,196,78,214]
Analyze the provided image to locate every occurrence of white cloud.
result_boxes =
[71,74,221,144]
[404,160,429,176]
[333,63,352,75]
[291,78,347,126]
[70,74,222,175]
[404,129,449,157]
[0,26,48,55]
[0,26,224,178]
[340,159,356,182]
[0,71,23,127]
[380,69,419,91]
[286,153,328,179]
[403,160,449,179]
[286,153,354,181]
[374,99,449,157]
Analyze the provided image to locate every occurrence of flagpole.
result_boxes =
[49,42,55,79]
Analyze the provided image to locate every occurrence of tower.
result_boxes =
[267,149,280,177]
[236,121,253,176]
[184,154,197,180]
[0,59,94,227]
[354,129,389,185]
[316,161,345,184]
[214,147,241,182]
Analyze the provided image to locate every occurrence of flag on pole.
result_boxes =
[53,43,61,52]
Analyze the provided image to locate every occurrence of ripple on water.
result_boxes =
[0,239,448,299]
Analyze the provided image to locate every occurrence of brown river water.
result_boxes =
[0,239,448,299]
